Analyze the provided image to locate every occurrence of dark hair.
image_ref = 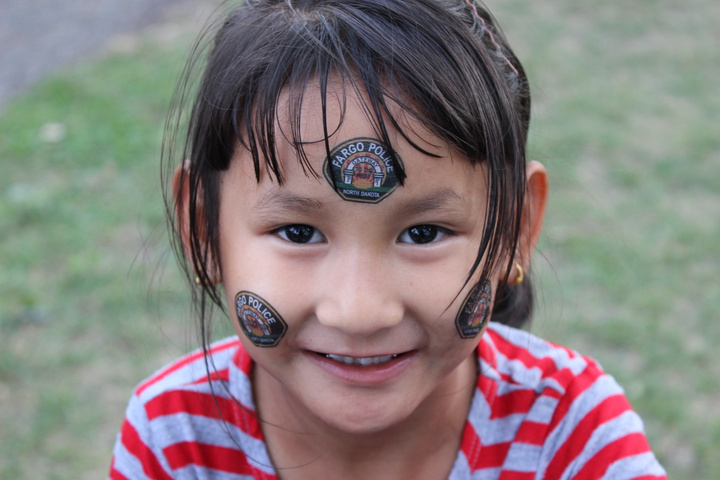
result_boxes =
[162,0,535,347]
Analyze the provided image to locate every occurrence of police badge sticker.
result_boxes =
[235,291,287,347]
[323,138,402,203]
[455,280,492,339]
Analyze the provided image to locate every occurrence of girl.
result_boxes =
[110,1,667,478]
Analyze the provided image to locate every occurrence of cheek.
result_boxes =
[233,291,288,348]
[401,257,478,323]
[408,272,494,353]
[454,279,493,339]
[220,235,289,306]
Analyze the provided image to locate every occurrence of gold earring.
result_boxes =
[194,276,202,285]
[511,262,524,285]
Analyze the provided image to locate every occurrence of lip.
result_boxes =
[305,350,415,387]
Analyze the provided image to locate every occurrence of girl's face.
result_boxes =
[217,84,502,435]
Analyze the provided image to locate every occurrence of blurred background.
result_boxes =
[1,0,718,478]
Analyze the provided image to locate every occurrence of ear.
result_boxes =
[172,163,221,285]
[172,162,192,261]
[509,160,548,282]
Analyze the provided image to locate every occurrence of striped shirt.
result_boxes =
[109,323,667,479]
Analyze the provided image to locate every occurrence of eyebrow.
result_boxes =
[253,187,468,218]
[253,190,325,216]
[395,189,469,218]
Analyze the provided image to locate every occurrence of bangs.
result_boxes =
[189,0,524,180]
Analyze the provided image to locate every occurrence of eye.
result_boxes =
[397,225,451,245]
[275,224,326,244]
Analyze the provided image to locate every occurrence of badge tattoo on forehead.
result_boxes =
[235,291,287,347]
[323,137,402,203]
[455,280,492,339]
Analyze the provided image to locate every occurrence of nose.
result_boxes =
[314,245,404,336]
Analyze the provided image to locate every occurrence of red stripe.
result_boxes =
[497,371,514,383]
[145,389,263,439]
[163,441,276,477]
[572,433,657,480]
[498,471,535,480]
[136,339,239,396]
[491,388,538,419]
[190,368,230,385]
[460,420,483,468]
[478,334,497,369]
[234,343,253,375]
[476,442,512,470]
[544,394,633,480]
[546,363,604,435]
[120,420,174,480]
[513,420,548,445]
[478,372,498,405]
[542,385,563,400]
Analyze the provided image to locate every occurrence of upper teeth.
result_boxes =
[325,354,398,366]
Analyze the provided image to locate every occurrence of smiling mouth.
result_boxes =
[321,353,401,366]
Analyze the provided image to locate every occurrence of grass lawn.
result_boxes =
[1,0,718,478]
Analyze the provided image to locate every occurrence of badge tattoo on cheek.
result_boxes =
[455,280,492,339]
[323,137,402,203]
[234,291,287,347]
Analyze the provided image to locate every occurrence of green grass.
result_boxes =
[486,0,720,477]
[1,1,719,478]
[0,30,202,479]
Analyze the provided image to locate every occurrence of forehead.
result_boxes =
[226,78,486,208]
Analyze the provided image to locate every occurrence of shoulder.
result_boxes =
[474,322,619,448]
[132,336,246,403]
[459,323,667,479]
[109,338,276,479]
[480,322,602,396]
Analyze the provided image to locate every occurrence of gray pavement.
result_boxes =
[0,0,198,111]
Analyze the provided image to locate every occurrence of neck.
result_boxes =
[253,355,478,480]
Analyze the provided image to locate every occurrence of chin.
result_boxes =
[307,390,418,436]
[321,411,407,436]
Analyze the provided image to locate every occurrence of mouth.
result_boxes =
[308,350,414,385]
[321,353,401,366]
